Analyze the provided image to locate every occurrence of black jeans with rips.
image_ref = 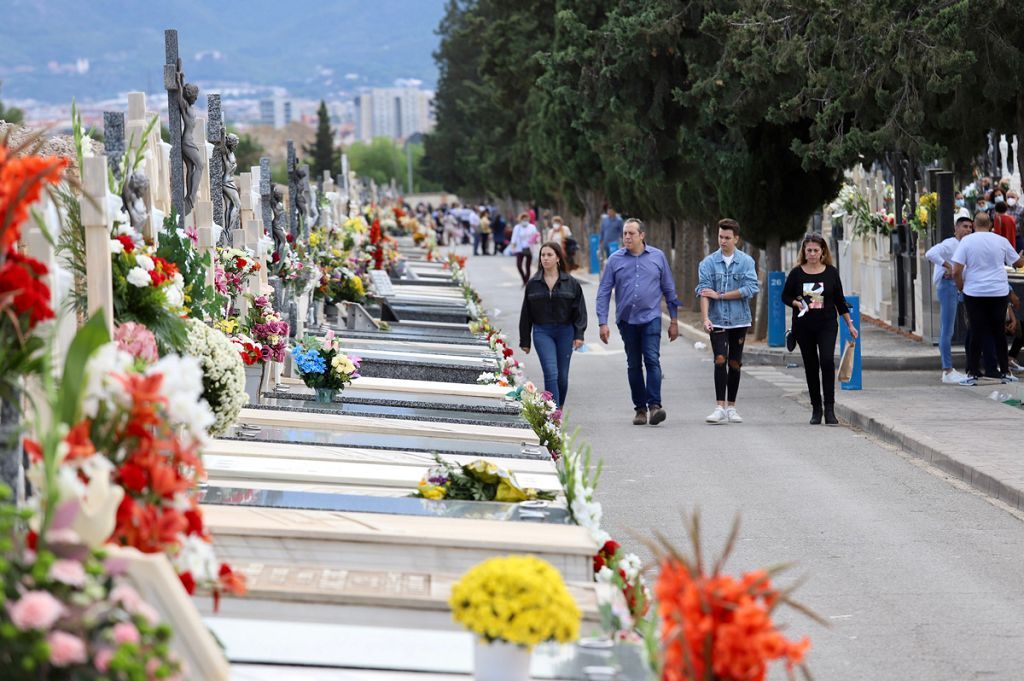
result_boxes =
[795,322,838,408]
[708,327,748,403]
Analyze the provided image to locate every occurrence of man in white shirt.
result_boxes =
[925,214,974,383]
[509,213,539,285]
[952,212,1024,384]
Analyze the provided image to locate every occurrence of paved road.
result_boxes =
[464,250,1024,681]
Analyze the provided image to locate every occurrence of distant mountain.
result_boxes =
[0,0,446,102]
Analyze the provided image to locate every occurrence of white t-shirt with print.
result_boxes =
[951,231,1019,297]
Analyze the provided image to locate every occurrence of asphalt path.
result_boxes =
[465,249,1024,680]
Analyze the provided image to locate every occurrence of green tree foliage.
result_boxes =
[0,81,24,124]
[304,100,339,180]
[347,138,441,193]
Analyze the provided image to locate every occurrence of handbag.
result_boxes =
[838,339,857,382]
[785,329,796,352]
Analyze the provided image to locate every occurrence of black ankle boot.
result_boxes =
[824,404,838,425]
[809,405,822,425]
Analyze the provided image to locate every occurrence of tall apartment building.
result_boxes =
[354,88,434,142]
[259,96,293,129]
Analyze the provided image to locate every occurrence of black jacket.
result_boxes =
[519,271,587,348]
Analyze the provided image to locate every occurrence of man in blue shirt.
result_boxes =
[599,207,624,260]
[596,218,680,425]
[695,219,760,425]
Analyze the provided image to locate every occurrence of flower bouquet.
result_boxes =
[245,295,288,363]
[215,246,260,301]
[0,486,184,680]
[109,234,187,351]
[509,382,562,459]
[183,318,246,436]
[450,555,581,681]
[414,454,555,502]
[290,331,360,403]
[652,513,821,681]
[26,334,245,603]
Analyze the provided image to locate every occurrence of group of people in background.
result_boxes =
[517,212,854,428]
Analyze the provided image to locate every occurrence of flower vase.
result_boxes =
[244,364,264,404]
[314,387,338,404]
[473,640,531,681]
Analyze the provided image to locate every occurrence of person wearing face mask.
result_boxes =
[955,192,966,209]
[1006,191,1023,250]
[993,196,1016,246]
[781,234,858,425]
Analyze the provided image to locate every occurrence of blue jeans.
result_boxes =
[937,277,958,370]
[617,317,662,410]
[533,323,574,407]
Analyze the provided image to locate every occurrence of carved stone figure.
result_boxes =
[221,133,241,235]
[294,166,310,229]
[1000,134,1010,181]
[271,186,289,261]
[121,171,150,233]
[176,78,203,216]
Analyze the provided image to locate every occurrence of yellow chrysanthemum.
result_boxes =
[449,555,580,648]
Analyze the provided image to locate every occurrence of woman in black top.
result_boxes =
[519,242,587,408]
[781,234,858,425]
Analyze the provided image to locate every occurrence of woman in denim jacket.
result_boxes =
[695,219,760,425]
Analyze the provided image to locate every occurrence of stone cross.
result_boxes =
[163,29,186,228]
[207,94,225,244]
[81,156,115,337]
[194,200,217,290]
[103,112,125,186]
[259,157,273,241]
[239,172,253,228]
[286,141,299,238]
[125,93,160,242]
[301,163,313,238]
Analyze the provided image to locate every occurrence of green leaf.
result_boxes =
[58,313,110,426]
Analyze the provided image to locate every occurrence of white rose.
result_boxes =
[135,254,155,271]
[126,267,151,288]
[109,239,124,254]
[116,223,135,237]
[164,284,184,308]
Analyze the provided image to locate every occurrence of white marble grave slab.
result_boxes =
[203,454,561,495]
[336,337,496,357]
[280,375,511,400]
[235,408,538,445]
[205,440,557,477]
[201,505,597,582]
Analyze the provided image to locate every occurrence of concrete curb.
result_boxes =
[833,401,1024,513]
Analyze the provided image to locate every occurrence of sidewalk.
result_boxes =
[572,267,1024,513]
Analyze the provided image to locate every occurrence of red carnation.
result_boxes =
[179,571,196,595]
[116,234,135,253]
[184,509,204,535]
[503,347,514,358]
[118,462,147,494]
[0,250,54,330]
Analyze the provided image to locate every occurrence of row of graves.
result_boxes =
[1,27,822,681]
[0,29,665,681]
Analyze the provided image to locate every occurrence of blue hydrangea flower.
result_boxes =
[291,347,326,375]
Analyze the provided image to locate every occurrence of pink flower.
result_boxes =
[114,322,159,363]
[183,223,199,246]
[49,559,87,587]
[94,647,114,672]
[112,622,140,645]
[109,584,142,611]
[48,630,87,667]
[8,591,65,630]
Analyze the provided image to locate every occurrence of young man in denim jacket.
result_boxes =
[695,219,760,424]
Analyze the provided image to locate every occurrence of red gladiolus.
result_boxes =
[0,146,69,251]
[118,462,147,494]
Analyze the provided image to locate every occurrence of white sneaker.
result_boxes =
[959,374,978,386]
[705,406,728,424]
[1001,373,1020,384]
[1010,360,1024,373]
[941,371,966,384]
[725,407,743,423]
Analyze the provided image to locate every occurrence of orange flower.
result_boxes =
[0,145,69,252]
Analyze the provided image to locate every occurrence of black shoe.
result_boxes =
[786,329,797,352]
[632,409,648,425]
[824,405,839,425]
[809,406,822,425]
[648,405,666,425]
